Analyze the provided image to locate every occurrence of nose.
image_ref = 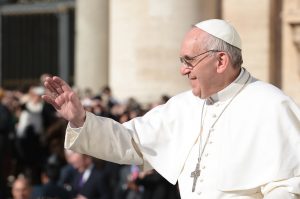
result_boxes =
[180,66,192,76]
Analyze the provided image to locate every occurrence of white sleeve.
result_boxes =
[261,176,300,199]
[64,111,144,166]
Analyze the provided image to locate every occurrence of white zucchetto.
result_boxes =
[195,19,242,50]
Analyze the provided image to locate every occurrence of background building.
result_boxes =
[0,0,299,105]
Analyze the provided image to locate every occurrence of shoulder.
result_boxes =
[237,79,300,119]
[243,79,293,106]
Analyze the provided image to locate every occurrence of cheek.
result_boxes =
[190,79,201,92]
[194,66,214,84]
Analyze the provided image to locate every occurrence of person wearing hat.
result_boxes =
[43,19,300,198]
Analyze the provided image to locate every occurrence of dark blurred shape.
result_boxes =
[0,90,15,198]
[0,1,75,89]
[38,163,70,199]
[0,0,17,5]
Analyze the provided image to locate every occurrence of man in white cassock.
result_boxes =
[43,19,300,198]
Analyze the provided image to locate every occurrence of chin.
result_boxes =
[192,89,206,99]
[192,89,201,97]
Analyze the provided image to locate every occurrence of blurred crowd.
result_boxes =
[0,74,180,199]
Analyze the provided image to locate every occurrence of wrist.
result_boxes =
[70,111,86,128]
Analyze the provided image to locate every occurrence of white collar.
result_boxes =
[207,68,251,104]
[82,164,94,183]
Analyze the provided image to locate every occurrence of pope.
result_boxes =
[43,19,300,198]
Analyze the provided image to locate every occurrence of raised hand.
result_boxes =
[42,76,86,127]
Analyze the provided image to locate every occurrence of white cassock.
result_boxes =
[65,68,300,198]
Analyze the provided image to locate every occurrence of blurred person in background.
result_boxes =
[0,88,15,198]
[116,164,143,199]
[17,86,44,138]
[32,163,70,199]
[58,149,77,192]
[100,86,119,113]
[91,96,110,118]
[134,170,180,199]
[15,86,45,185]
[11,175,32,199]
[68,152,112,199]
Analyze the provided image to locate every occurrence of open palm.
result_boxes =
[42,76,86,127]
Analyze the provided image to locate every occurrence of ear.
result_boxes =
[216,52,229,73]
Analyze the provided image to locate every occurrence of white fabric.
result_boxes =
[17,101,43,137]
[65,69,300,198]
[195,19,242,49]
[177,69,300,198]
[82,164,93,184]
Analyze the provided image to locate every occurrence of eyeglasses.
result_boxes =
[180,50,220,69]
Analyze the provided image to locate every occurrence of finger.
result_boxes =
[44,77,59,94]
[45,76,65,95]
[44,81,56,94]
[44,82,61,100]
[69,91,79,104]
[66,91,81,110]
[55,92,69,108]
[53,76,72,92]
[42,95,61,110]
[45,76,68,96]
[51,80,64,95]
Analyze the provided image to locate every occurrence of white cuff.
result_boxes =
[68,122,82,133]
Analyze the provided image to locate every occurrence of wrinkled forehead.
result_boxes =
[180,27,207,56]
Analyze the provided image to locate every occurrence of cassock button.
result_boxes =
[212,114,217,118]
[197,191,202,195]
[205,153,209,157]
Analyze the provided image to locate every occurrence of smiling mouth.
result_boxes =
[188,75,197,80]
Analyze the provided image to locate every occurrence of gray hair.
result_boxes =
[201,33,243,68]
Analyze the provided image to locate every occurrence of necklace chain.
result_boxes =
[191,73,251,192]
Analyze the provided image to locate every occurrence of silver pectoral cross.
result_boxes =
[190,162,201,192]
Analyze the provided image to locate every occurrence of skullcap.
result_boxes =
[195,19,242,49]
